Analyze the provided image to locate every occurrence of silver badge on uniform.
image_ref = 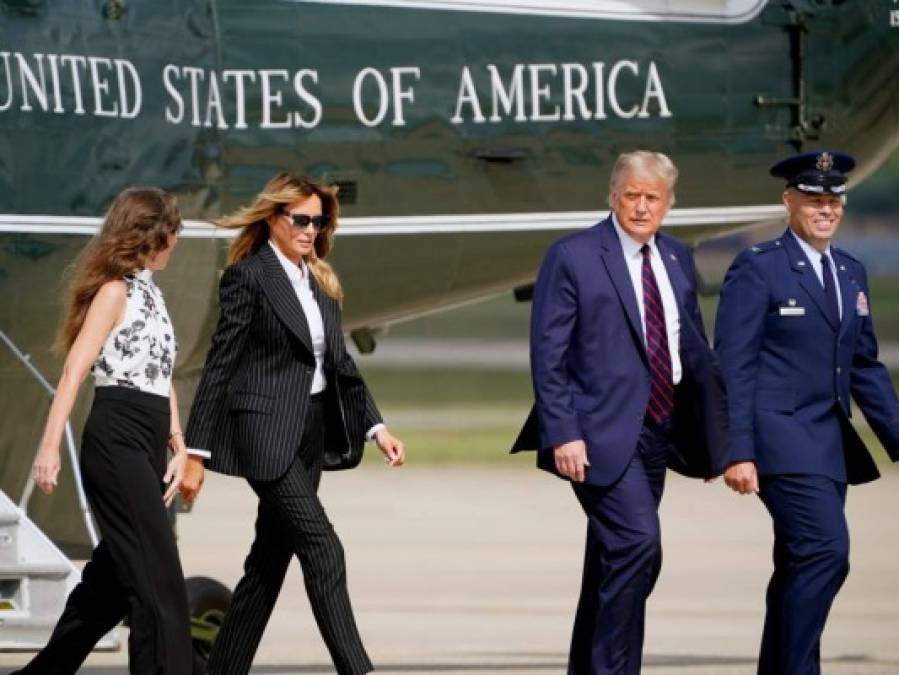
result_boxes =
[779,299,805,316]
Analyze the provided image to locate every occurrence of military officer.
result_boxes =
[714,150,899,675]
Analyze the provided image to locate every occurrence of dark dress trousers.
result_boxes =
[512,217,729,675]
[715,230,899,675]
[185,242,381,675]
[15,388,192,675]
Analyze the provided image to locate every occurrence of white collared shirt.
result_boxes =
[790,230,842,320]
[612,214,682,385]
[269,240,327,394]
[269,240,385,442]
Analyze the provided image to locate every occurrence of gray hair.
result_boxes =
[608,150,679,205]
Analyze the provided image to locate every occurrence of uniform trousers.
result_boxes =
[206,396,372,675]
[568,422,671,675]
[757,475,850,675]
[16,386,192,675]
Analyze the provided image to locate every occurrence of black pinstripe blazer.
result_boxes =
[185,242,382,481]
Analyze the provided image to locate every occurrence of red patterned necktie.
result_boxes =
[641,244,674,424]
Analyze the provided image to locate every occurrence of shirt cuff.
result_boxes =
[187,448,211,459]
[366,423,386,442]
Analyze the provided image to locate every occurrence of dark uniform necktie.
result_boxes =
[821,253,840,325]
[641,244,674,424]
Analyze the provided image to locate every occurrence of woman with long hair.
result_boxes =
[16,187,193,675]
[182,172,405,675]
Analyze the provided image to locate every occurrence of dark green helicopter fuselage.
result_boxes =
[1,0,898,547]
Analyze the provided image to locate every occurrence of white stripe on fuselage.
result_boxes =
[0,205,785,237]
[286,0,768,24]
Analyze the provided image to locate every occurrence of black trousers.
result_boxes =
[17,386,192,675]
[207,397,372,675]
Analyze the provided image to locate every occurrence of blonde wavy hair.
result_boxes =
[217,173,343,301]
[56,187,181,353]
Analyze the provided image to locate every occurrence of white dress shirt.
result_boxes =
[612,214,682,385]
[269,240,327,394]
[270,240,385,442]
[790,230,842,320]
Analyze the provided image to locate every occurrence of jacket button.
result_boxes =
[836,367,841,374]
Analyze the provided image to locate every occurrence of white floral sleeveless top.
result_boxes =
[91,270,177,397]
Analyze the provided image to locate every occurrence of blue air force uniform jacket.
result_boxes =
[714,229,899,485]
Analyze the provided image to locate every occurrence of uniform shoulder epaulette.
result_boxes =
[831,246,860,263]
[748,239,782,255]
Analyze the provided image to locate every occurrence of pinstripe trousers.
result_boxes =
[206,397,372,675]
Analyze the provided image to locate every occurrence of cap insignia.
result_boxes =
[816,152,834,172]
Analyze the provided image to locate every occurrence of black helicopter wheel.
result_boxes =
[186,576,232,675]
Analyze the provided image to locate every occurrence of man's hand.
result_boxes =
[554,440,590,482]
[723,461,759,495]
[375,428,405,467]
[180,456,206,504]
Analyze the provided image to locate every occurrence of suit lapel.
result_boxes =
[257,243,314,354]
[310,274,361,377]
[598,218,647,357]
[782,231,839,331]
[656,236,691,317]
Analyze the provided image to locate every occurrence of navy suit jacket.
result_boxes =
[512,216,730,487]
[714,229,899,485]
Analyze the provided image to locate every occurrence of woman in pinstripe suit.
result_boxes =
[182,173,405,675]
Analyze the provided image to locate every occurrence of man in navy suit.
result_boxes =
[512,151,729,675]
[715,150,899,675]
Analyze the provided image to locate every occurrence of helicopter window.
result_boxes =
[319,0,767,23]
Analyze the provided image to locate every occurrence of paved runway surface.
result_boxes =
[3,467,898,674]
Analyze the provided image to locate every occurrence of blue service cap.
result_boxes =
[769,150,856,195]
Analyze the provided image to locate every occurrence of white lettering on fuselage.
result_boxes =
[0,51,141,118]
[451,60,671,124]
[0,50,672,128]
[163,65,323,130]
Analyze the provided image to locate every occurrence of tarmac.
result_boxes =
[2,466,898,674]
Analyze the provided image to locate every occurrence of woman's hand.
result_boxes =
[32,445,62,495]
[163,446,188,507]
[374,428,405,467]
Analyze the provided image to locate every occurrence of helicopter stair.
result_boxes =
[0,489,118,651]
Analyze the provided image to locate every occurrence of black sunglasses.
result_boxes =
[280,208,331,232]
